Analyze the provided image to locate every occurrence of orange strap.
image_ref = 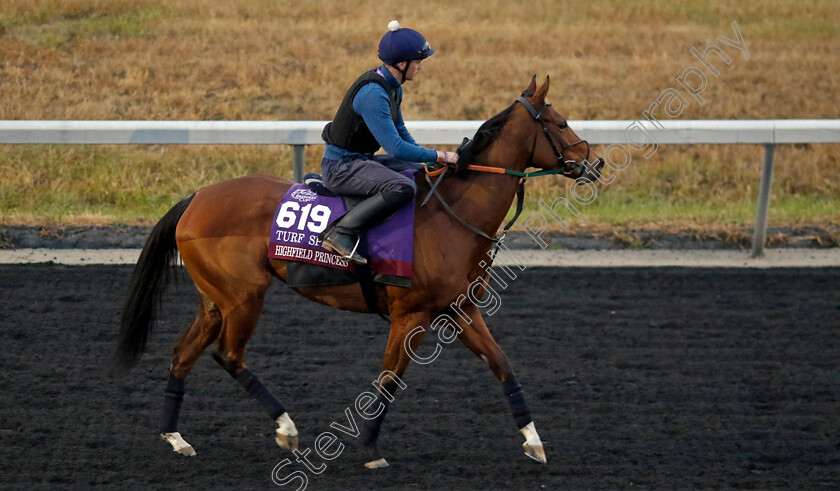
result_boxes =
[425,165,447,177]
[425,162,508,177]
[466,164,507,174]
[425,162,524,177]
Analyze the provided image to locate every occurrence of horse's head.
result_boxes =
[514,75,604,183]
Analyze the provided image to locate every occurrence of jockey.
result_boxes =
[319,20,458,265]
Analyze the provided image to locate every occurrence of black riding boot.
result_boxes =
[319,193,396,265]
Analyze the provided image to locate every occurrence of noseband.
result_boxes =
[515,96,590,176]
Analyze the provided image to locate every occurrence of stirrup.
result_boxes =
[345,235,366,264]
[322,232,368,265]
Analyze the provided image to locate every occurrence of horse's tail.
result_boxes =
[111,193,196,376]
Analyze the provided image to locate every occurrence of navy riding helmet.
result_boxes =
[377,20,434,66]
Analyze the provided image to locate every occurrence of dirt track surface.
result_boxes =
[1,265,839,489]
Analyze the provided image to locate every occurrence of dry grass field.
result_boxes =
[0,0,838,229]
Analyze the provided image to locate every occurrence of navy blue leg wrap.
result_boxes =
[235,368,286,420]
[502,378,533,429]
[360,395,391,444]
[159,376,185,433]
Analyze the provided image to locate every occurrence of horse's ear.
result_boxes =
[522,75,537,97]
[532,75,550,106]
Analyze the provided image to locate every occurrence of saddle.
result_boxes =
[269,172,416,290]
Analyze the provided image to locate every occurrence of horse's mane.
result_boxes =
[468,105,514,156]
[469,87,534,155]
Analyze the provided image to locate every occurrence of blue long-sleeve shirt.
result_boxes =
[323,66,437,163]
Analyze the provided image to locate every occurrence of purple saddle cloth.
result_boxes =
[268,180,414,287]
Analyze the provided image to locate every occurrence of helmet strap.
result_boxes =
[398,61,409,84]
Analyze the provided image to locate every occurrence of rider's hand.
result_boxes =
[436,150,459,165]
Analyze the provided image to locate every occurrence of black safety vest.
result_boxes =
[322,69,401,154]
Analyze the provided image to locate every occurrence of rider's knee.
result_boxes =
[381,180,416,207]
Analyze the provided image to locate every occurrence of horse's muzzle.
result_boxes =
[577,157,605,183]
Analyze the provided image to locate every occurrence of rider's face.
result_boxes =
[402,59,422,81]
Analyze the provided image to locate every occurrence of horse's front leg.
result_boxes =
[451,302,546,463]
[359,310,431,469]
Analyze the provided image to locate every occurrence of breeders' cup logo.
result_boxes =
[291,188,318,203]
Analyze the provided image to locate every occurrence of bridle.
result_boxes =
[421,97,594,260]
[514,96,591,176]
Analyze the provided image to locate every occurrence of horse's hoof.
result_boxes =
[274,413,299,451]
[364,457,390,469]
[522,442,546,463]
[275,430,299,451]
[161,432,196,457]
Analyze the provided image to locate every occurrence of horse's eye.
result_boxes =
[558,122,568,129]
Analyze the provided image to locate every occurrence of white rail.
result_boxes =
[2,119,838,256]
[1,119,838,145]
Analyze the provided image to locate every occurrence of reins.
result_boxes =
[421,159,546,261]
[423,162,566,179]
[421,96,591,260]
[459,164,570,179]
[422,168,525,246]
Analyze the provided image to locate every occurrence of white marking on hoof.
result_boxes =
[519,422,547,463]
[522,442,547,463]
[364,457,389,469]
[161,432,196,457]
[275,412,299,451]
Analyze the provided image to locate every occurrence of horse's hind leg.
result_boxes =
[175,235,298,452]
[160,292,222,456]
[451,302,546,463]
[211,293,299,451]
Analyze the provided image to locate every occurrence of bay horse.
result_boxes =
[114,76,604,468]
